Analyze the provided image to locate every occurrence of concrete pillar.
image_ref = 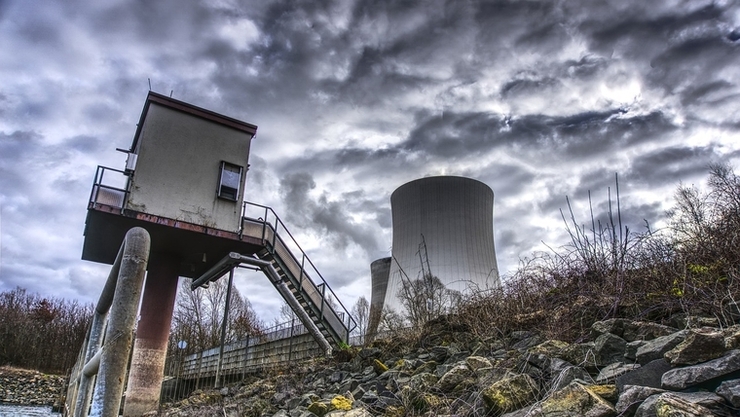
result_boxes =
[124,254,179,416]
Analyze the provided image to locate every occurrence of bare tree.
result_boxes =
[377,308,405,333]
[170,278,264,355]
[397,274,461,328]
[351,296,369,339]
[0,287,92,374]
[272,302,298,329]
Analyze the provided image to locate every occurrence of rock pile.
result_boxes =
[0,366,65,406]
[159,316,740,416]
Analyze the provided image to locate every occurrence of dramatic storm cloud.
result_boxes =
[1,0,739,322]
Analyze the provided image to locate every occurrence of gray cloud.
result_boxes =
[1,0,740,317]
[626,145,724,187]
[279,172,381,259]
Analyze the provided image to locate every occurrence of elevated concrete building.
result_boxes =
[82,92,259,415]
[81,92,353,415]
[368,176,499,335]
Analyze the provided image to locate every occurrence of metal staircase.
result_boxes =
[240,202,355,348]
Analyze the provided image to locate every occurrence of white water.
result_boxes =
[0,403,60,416]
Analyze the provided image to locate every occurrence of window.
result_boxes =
[218,161,243,201]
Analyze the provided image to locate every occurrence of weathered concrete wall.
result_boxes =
[128,102,252,232]
[180,332,321,380]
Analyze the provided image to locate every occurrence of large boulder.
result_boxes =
[591,318,628,338]
[624,322,678,342]
[435,362,472,392]
[661,349,740,390]
[635,331,687,365]
[481,373,538,414]
[716,378,740,407]
[594,333,627,365]
[615,359,672,392]
[536,382,616,417]
[549,358,593,391]
[561,342,598,370]
[596,362,640,384]
[663,327,726,365]
[465,355,492,372]
[615,385,665,416]
[634,392,728,417]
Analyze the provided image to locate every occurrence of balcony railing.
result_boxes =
[89,165,129,209]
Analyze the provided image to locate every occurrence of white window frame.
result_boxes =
[217,161,243,201]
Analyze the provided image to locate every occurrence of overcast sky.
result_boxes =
[1,0,739,324]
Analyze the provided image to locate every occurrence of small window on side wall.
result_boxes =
[218,161,243,201]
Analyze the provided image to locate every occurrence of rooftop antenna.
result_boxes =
[148,78,152,91]
[170,90,174,98]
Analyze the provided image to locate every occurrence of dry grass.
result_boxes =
[454,165,740,343]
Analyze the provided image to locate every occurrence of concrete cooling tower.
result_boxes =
[370,176,500,332]
[367,257,392,338]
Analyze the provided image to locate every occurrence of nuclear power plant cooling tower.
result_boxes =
[369,176,500,334]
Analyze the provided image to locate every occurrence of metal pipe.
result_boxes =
[214,269,234,388]
[235,254,333,357]
[89,227,150,417]
[191,252,241,290]
[74,240,126,417]
[193,251,334,359]
[82,349,102,378]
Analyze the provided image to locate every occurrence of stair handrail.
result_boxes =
[242,201,357,338]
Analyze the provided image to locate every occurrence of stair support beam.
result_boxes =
[195,253,333,357]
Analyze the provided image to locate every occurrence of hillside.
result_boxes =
[156,315,740,416]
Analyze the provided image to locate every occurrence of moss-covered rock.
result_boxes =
[411,360,437,376]
[408,372,438,392]
[383,405,405,417]
[529,339,570,357]
[186,390,223,406]
[539,382,616,417]
[308,400,329,416]
[589,384,618,403]
[373,358,389,375]
[330,395,353,411]
[652,393,716,417]
[664,327,726,365]
[481,372,538,414]
[435,363,472,392]
[465,355,492,371]
[238,398,272,417]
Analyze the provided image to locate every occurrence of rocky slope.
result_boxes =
[157,316,740,417]
[0,366,65,407]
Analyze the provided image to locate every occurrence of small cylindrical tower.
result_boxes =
[383,176,500,315]
[367,257,391,340]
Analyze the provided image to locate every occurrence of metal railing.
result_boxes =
[164,323,416,402]
[241,201,357,341]
[65,227,151,417]
[173,319,321,380]
[88,166,129,209]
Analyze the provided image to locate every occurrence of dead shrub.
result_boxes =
[455,166,740,343]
